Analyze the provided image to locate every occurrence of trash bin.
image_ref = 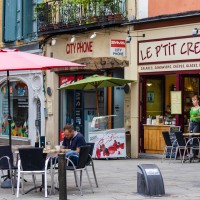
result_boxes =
[137,164,165,196]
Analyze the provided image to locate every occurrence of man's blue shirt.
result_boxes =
[62,132,86,150]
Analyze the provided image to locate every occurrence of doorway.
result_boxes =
[139,75,165,153]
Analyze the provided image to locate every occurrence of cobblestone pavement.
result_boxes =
[1,158,200,200]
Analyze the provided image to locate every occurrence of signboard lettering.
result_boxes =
[66,41,93,54]
[59,75,83,87]
[139,36,200,65]
[139,62,200,72]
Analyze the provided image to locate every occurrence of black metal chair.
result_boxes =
[161,131,178,162]
[66,145,94,196]
[16,148,51,198]
[174,131,199,163]
[0,145,17,195]
[86,142,98,187]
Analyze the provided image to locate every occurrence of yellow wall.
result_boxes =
[146,79,162,117]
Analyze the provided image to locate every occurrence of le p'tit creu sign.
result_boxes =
[138,35,200,65]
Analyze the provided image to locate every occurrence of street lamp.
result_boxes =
[126,30,145,43]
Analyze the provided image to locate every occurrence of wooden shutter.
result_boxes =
[4,0,17,42]
[23,0,33,41]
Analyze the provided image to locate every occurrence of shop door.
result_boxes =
[113,86,124,128]
[139,76,165,153]
[182,75,200,133]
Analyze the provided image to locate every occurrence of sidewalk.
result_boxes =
[1,158,200,200]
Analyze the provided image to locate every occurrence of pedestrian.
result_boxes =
[189,95,200,133]
[188,95,200,161]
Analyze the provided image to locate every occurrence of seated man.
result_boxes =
[61,124,86,165]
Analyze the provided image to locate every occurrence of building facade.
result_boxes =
[0,0,139,151]
[128,0,200,157]
[0,0,45,146]
[39,0,135,148]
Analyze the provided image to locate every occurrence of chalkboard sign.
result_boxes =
[166,126,180,158]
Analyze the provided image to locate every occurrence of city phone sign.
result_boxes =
[110,40,126,57]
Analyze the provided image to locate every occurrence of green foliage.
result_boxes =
[35,1,46,13]
[35,1,46,21]
[35,0,60,23]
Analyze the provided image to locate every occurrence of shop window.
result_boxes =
[0,81,28,138]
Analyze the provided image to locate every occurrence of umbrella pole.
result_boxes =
[7,71,12,147]
[96,90,99,116]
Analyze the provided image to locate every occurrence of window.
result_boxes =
[3,0,35,42]
[0,81,29,138]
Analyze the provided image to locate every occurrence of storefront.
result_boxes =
[44,30,130,144]
[0,71,45,146]
[58,69,127,142]
[135,22,200,154]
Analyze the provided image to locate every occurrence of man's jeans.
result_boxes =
[65,151,79,166]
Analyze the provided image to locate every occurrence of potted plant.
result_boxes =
[61,0,88,25]
[35,0,60,29]
[35,1,47,22]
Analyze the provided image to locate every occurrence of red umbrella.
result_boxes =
[0,49,85,147]
[0,49,84,70]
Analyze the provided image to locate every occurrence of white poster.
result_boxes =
[88,128,126,158]
[110,40,126,57]
[170,91,182,114]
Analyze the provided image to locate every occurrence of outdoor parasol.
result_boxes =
[59,74,135,116]
[0,48,85,147]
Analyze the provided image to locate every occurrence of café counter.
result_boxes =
[143,124,171,154]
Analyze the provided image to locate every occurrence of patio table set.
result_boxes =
[0,144,98,198]
[162,131,200,163]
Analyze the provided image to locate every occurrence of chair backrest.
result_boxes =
[76,145,91,169]
[86,143,95,165]
[174,131,186,146]
[19,148,46,171]
[0,145,14,169]
[86,142,95,157]
[162,131,172,146]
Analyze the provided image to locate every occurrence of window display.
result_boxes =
[0,81,28,138]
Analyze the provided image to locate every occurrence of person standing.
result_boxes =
[61,124,86,165]
[189,95,200,133]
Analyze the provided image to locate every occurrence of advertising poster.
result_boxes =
[88,128,126,158]
[170,91,182,114]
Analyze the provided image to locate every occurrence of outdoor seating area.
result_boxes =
[0,143,98,198]
[1,158,200,199]
[162,130,200,163]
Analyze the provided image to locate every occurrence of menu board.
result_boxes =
[170,91,182,114]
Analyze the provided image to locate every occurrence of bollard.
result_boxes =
[137,164,165,196]
[58,153,67,200]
